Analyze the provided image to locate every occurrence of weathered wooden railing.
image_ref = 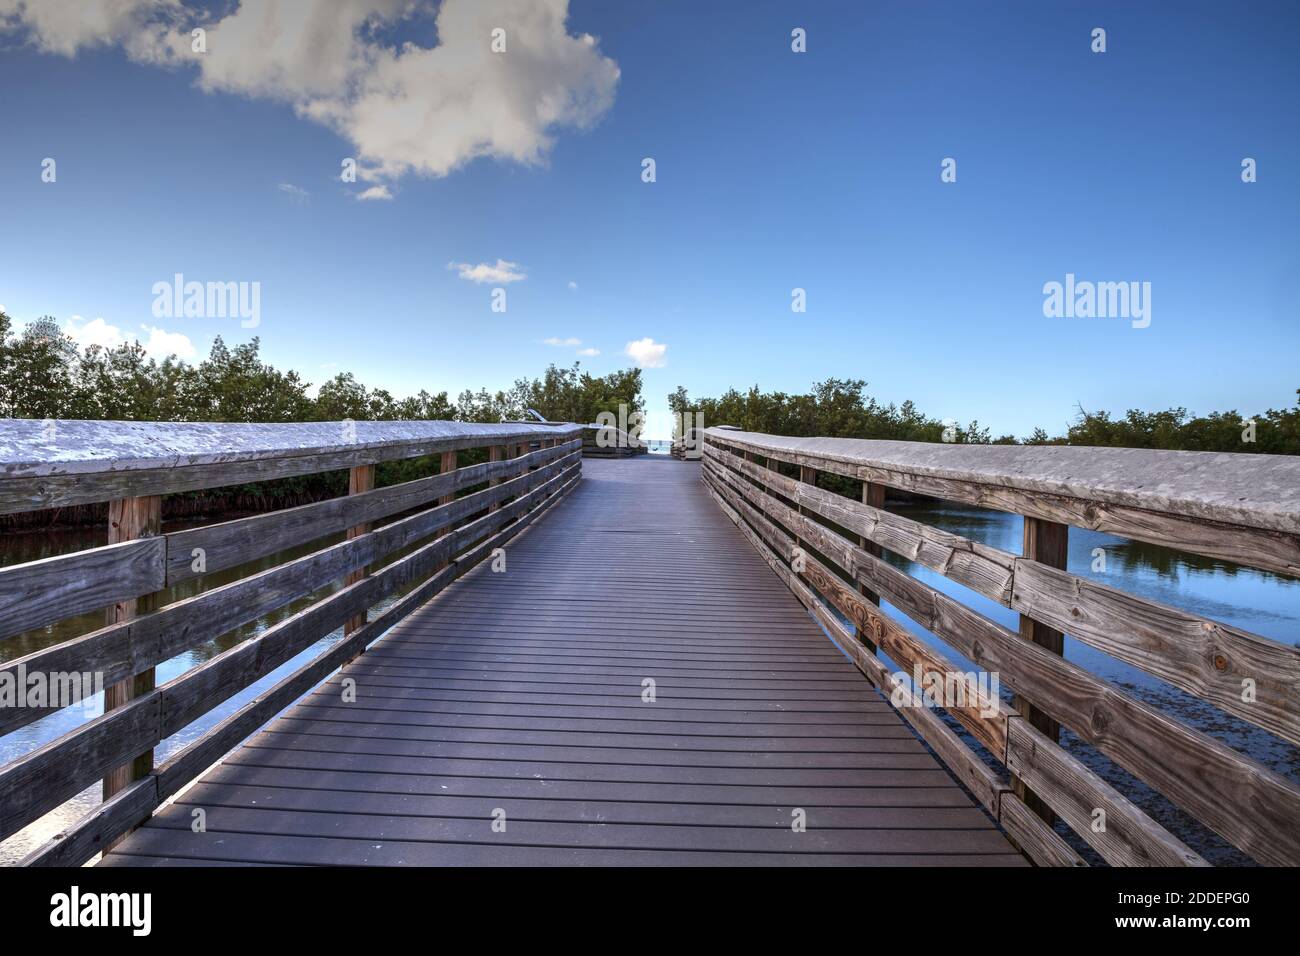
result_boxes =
[700,426,1300,867]
[0,419,583,865]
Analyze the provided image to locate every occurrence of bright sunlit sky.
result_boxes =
[1,0,1297,439]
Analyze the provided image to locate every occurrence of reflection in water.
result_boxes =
[876,501,1298,866]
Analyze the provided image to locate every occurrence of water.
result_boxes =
[873,501,1299,865]
[2,501,1296,865]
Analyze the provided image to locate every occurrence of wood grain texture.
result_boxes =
[0,420,583,513]
[705,430,1300,577]
[0,538,165,643]
[102,496,161,811]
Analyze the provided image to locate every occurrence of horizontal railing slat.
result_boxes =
[164,438,580,585]
[0,538,166,643]
[706,429,1300,578]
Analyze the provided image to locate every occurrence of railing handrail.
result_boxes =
[703,427,1300,534]
[0,419,583,513]
[704,427,1300,577]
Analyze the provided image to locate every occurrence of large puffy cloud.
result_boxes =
[0,0,619,186]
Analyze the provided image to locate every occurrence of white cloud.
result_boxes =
[355,184,393,201]
[65,315,124,350]
[623,337,667,368]
[449,259,526,284]
[63,314,196,359]
[277,182,310,202]
[542,336,581,346]
[0,0,619,190]
[576,347,599,356]
[567,280,578,291]
[139,324,196,359]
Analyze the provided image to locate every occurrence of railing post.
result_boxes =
[1012,515,1069,823]
[343,464,376,637]
[102,495,162,809]
[489,445,507,511]
[435,450,458,571]
[857,481,887,652]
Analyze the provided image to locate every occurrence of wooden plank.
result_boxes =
[23,777,158,867]
[434,449,459,573]
[1011,559,1300,747]
[998,792,1086,868]
[164,439,578,585]
[0,538,165,643]
[709,446,1015,604]
[1013,516,1067,823]
[1005,719,1205,866]
[0,691,160,843]
[0,420,583,514]
[705,430,1300,577]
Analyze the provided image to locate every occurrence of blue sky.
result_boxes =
[1,0,1296,439]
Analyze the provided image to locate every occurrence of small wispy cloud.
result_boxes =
[624,337,667,368]
[355,184,392,201]
[449,259,527,284]
[277,182,310,203]
[542,336,582,347]
[576,347,599,356]
[567,280,578,291]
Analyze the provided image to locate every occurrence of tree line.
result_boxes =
[667,379,1300,455]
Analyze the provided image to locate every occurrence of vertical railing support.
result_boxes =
[102,495,162,814]
[857,481,887,652]
[435,450,458,571]
[1012,515,1069,823]
[489,445,507,511]
[343,464,376,638]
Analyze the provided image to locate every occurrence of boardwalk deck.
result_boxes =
[102,457,1026,866]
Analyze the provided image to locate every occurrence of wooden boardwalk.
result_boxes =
[102,457,1025,866]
